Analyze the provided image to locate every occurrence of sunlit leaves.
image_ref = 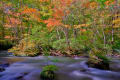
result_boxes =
[44,18,62,31]
[22,7,37,14]
[74,24,90,29]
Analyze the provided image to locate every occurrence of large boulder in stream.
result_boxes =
[87,59,110,70]
[40,70,55,80]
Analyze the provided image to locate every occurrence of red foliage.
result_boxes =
[44,18,62,27]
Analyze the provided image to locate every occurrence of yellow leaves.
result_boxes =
[104,0,115,6]
[113,18,120,24]
[113,18,120,28]
[114,14,120,17]
[83,1,98,9]
[23,34,29,37]
[64,25,71,28]
[8,38,38,56]
[89,2,98,9]
[112,13,120,28]
[39,0,50,2]
[74,24,90,29]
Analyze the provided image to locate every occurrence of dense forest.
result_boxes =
[1,0,120,57]
[0,0,120,80]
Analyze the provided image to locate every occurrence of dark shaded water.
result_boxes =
[0,51,120,80]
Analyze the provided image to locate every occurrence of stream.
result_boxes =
[0,51,120,80]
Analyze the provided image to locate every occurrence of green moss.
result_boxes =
[40,65,58,80]
[88,48,110,70]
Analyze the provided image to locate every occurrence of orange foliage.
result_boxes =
[81,29,86,32]
[39,0,49,2]
[5,17,21,28]
[89,2,98,9]
[104,0,115,6]
[4,36,11,39]
[74,24,90,29]
[53,8,64,19]
[83,1,98,9]
[9,18,21,25]
[44,18,62,27]
[22,7,37,14]
[64,25,71,28]
[83,2,90,8]
[44,0,75,30]
[44,18,62,31]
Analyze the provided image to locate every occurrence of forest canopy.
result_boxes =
[0,0,120,57]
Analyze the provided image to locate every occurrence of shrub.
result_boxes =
[0,40,13,50]
[8,38,41,56]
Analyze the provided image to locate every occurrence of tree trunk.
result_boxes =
[63,27,70,49]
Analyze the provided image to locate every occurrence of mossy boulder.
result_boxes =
[40,70,55,80]
[87,59,110,70]
[88,48,110,70]
[40,65,58,80]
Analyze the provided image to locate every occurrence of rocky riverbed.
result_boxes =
[0,56,120,80]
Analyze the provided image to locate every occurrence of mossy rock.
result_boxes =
[87,59,110,70]
[40,70,56,80]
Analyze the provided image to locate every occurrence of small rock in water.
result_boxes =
[0,67,5,72]
[16,76,23,80]
[13,72,29,80]
[80,68,87,72]
[0,62,10,68]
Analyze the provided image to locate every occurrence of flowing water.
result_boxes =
[0,51,120,80]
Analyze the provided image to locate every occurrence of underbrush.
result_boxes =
[0,40,13,50]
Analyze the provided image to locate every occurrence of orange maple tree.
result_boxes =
[44,0,75,31]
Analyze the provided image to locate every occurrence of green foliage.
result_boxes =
[40,65,58,80]
[42,65,58,72]
[1,0,120,58]
[89,48,110,64]
[8,38,41,56]
[112,39,120,50]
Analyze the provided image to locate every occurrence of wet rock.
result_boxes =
[40,70,55,80]
[79,68,87,72]
[15,76,23,80]
[110,61,120,72]
[22,72,29,75]
[0,63,10,67]
[87,61,110,70]
[0,62,10,72]
[13,73,28,80]
[0,62,10,67]
[0,67,5,72]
